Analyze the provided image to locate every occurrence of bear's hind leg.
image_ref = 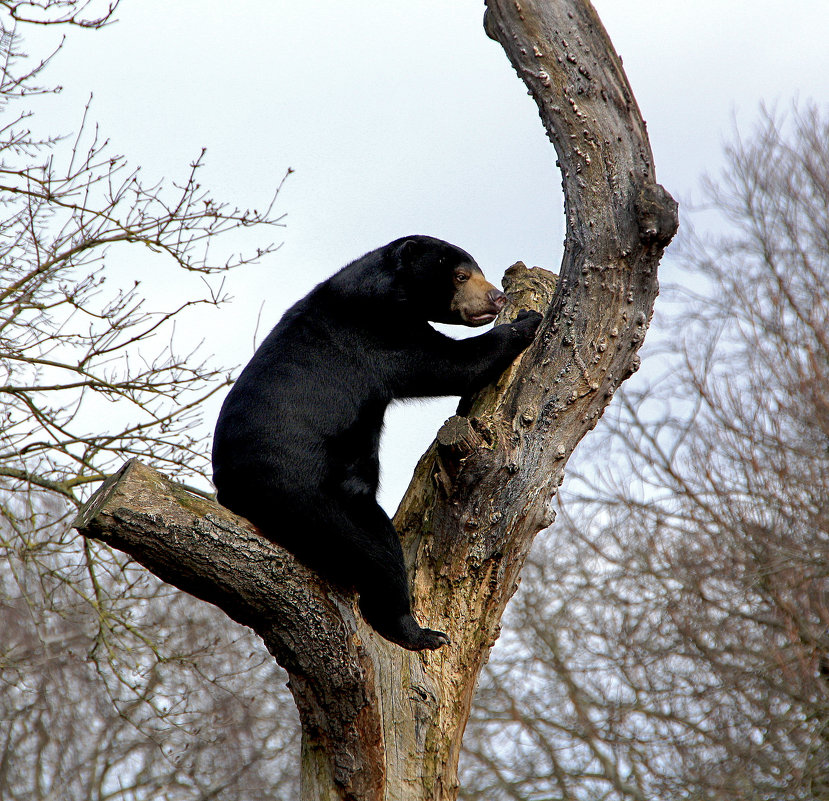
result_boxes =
[319,495,449,651]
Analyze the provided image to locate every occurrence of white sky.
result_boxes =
[20,0,829,510]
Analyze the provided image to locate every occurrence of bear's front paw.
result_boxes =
[510,309,543,344]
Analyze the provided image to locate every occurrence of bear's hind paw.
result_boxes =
[377,614,450,651]
[417,627,450,651]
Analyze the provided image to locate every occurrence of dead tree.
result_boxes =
[74,2,677,799]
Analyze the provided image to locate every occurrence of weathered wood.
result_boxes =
[74,459,385,801]
[74,2,677,799]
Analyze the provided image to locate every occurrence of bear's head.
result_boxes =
[392,236,507,327]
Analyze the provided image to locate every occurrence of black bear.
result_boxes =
[212,236,542,650]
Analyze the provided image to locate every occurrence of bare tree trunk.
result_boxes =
[74,1,677,799]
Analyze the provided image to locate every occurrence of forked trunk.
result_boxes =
[75,1,677,798]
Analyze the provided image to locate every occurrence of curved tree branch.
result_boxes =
[74,2,677,799]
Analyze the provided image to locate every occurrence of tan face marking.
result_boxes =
[450,264,505,326]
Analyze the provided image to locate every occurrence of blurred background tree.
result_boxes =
[1,3,300,798]
[460,104,829,801]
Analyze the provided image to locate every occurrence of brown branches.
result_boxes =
[1,17,299,797]
[0,37,288,511]
[1,0,121,29]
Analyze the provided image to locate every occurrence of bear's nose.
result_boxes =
[488,288,507,309]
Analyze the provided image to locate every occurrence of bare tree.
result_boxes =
[75,2,677,799]
[460,103,829,801]
[1,499,302,800]
[1,5,301,798]
[0,33,285,508]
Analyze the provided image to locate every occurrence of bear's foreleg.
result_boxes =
[394,309,542,398]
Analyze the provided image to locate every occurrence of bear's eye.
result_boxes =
[455,272,470,283]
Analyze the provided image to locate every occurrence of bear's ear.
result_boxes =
[393,238,418,270]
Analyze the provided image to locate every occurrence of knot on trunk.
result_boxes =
[635,181,679,246]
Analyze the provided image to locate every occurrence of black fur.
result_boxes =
[212,236,541,650]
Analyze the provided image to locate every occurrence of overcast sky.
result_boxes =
[22,0,829,509]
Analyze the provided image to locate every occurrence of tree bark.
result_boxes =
[74,1,677,799]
